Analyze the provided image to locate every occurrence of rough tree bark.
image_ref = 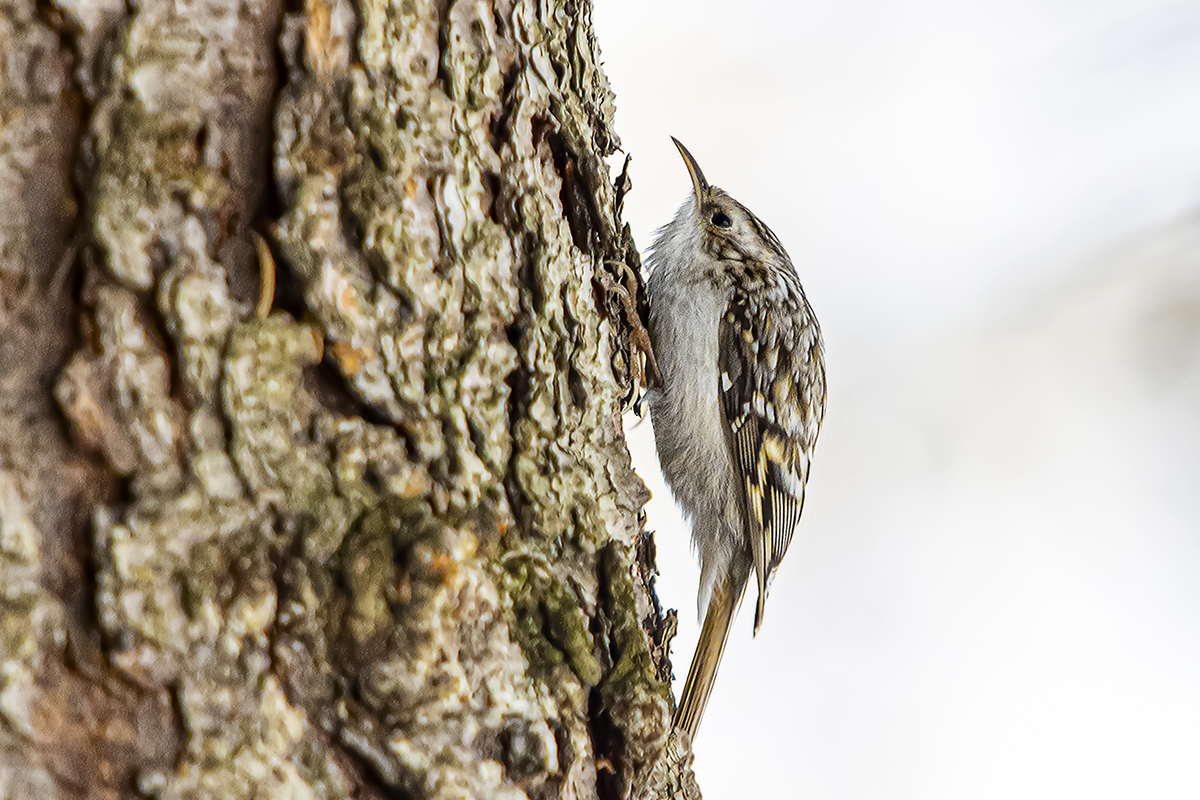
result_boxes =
[0,0,700,797]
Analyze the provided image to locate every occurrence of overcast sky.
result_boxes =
[592,2,1200,797]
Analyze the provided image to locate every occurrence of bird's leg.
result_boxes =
[598,261,664,390]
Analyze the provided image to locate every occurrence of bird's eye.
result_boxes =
[711,212,732,228]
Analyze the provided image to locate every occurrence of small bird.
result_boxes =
[647,138,827,740]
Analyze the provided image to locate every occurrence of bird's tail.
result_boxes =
[673,577,745,740]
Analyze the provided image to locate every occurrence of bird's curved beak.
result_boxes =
[671,137,709,202]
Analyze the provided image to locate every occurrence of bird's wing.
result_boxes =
[718,291,825,631]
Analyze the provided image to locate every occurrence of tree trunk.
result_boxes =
[0,0,698,796]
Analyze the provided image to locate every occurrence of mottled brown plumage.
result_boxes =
[647,139,826,741]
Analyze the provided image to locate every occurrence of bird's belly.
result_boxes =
[648,354,736,530]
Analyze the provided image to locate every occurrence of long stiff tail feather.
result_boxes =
[673,578,746,740]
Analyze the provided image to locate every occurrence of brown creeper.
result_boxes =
[647,139,827,740]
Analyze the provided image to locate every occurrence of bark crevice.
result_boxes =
[0,0,700,795]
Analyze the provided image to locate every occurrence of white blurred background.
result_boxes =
[591,1,1200,797]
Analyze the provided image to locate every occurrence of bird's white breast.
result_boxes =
[646,257,737,540]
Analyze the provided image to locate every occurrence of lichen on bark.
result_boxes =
[0,0,697,796]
